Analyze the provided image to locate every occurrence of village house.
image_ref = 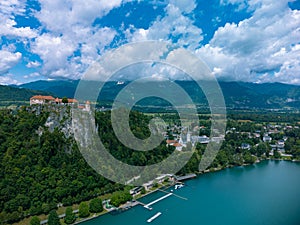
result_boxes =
[166,139,182,151]
[241,143,251,150]
[263,135,272,142]
[77,101,91,112]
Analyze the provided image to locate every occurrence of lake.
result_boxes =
[81,160,300,225]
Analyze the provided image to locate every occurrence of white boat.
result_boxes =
[174,183,185,189]
[147,212,162,223]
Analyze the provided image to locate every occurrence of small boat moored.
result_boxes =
[174,182,185,190]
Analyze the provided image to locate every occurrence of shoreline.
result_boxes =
[73,184,172,224]
[74,157,300,224]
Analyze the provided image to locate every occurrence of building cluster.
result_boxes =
[227,123,299,155]
[165,125,224,151]
[128,173,196,194]
[165,122,298,156]
[29,95,90,111]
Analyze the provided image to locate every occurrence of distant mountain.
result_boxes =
[19,79,79,98]
[0,85,52,106]
[17,79,300,110]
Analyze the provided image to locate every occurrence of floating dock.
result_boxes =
[144,193,173,210]
[147,212,162,223]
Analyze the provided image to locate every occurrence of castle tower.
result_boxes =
[85,101,90,112]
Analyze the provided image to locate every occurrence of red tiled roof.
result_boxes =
[30,95,55,100]
[55,98,78,103]
[173,143,182,147]
[166,140,176,144]
[68,99,78,103]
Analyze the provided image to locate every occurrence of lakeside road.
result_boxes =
[73,183,174,224]
[78,160,300,225]
[74,158,299,225]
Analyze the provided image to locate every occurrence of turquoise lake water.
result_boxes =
[81,160,300,225]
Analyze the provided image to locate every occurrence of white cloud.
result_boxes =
[30,26,116,78]
[28,0,122,79]
[23,72,41,79]
[36,0,124,33]
[0,50,22,74]
[169,0,197,13]
[2,0,299,85]
[31,33,77,76]
[80,27,117,63]
[0,18,38,38]
[127,3,203,50]
[197,0,300,84]
[0,74,20,85]
[0,0,38,39]
[26,61,41,68]
[0,0,26,16]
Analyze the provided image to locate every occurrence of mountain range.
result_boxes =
[1,79,299,110]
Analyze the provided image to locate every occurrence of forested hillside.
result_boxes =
[0,107,173,224]
[0,85,51,106]
[0,107,113,223]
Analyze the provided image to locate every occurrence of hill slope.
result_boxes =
[0,85,53,106]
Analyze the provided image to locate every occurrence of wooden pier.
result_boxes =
[143,193,173,210]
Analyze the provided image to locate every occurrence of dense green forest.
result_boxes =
[0,107,299,224]
[0,85,52,106]
[0,108,117,223]
[0,107,175,224]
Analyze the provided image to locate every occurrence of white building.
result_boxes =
[263,135,272,142]
[241,143,251,150]
[30,95,55,105]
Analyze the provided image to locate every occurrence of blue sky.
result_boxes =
[0,0,299,85]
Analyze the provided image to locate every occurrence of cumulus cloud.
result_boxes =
[26,61,41,68]
[0,18,38,38]
[23,72,41,79]
[36,0,124,33]
[0,0,38,39]
[27,0,123,78]
[0,74,20,85]
[127,2,203,50]
[1,0,299,85]
[169,0,197,13]
[0,0,26,16]
[197,0,300,84]
[0,50,22,74]
[31,33,76,75]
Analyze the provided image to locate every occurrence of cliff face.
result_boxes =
[29,105,76,155]
[44,107,73,138]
